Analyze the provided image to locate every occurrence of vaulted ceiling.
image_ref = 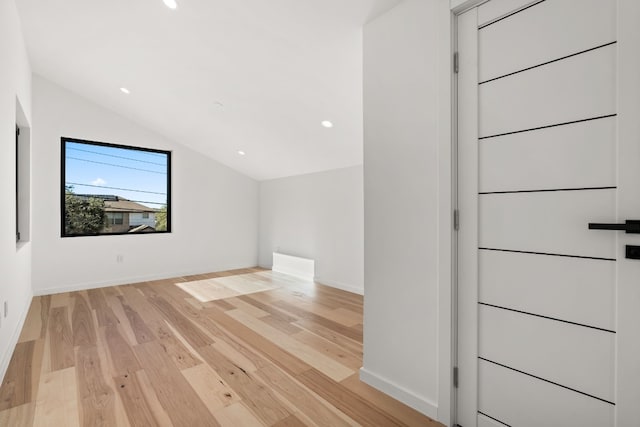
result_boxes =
[16,0,400,180]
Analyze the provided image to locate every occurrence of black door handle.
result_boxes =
[588,220,640,234]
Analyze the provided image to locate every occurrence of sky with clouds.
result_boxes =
[64,140,169,209]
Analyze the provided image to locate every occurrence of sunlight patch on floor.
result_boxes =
[176,273,281,302]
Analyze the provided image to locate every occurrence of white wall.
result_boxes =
[362,0,442,420]
[0,0,33,383]
[31,76,259,295]
[258,166,364,294]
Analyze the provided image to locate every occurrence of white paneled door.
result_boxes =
[456,1,640,426]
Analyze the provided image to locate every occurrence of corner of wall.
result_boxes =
[257,166,364,295]
[30,76,260,294]
[0,0,34,386]
[436,1,455,425]
[0,289,33,384]
[363,0,443,420]
[315,277,364,295]
[359,367,439,420]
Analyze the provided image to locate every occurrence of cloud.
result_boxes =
[91,178,106,186]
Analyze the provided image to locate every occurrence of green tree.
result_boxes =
[155,205,167,231]
[65,190,106,235]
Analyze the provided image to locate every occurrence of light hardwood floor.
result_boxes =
[0,268,443,427]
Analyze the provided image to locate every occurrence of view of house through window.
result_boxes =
[61,137,171,237]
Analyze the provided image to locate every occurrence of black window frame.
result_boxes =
[16,125,20,242]
[61,137,172,237]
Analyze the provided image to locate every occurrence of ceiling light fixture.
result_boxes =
[321,120,333,128]
[163,0,178,9]
[238,150,246,156]
[120,87,130,94]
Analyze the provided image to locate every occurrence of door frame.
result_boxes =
[611,0,640,423]
[451,3,481,426]
[448,1,640,426]
[440,2,489,426]
[437,1,488,426]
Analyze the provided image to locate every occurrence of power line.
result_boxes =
[103,204,163,211]
[67,157,167,174]
[67,147,167,166]
[66,196,165,209]
[66,182,166,195]
[67,195,165,207]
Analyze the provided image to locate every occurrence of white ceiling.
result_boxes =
[16,0,400,180]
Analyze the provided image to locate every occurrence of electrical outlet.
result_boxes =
[116,254,124,263]
[3,301,6,318]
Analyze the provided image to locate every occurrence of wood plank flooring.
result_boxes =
[0,268,443,427]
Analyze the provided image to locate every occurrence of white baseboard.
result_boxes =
[359,367,438,420]
[33,265,256,296]
[314,277,364,295]
[258,264,363,296]
[0,291,33,384]
[272,252,315,281]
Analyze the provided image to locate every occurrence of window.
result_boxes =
[107,212,124,225]
[16,125,20,242]
[61,137,171,237]
[15,119,30,243]
[15,100,31,243]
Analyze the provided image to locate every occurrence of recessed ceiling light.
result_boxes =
[237,150,246,156]
[321,120,333,128]
[120,87,130,94]
[163,0,177,9]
